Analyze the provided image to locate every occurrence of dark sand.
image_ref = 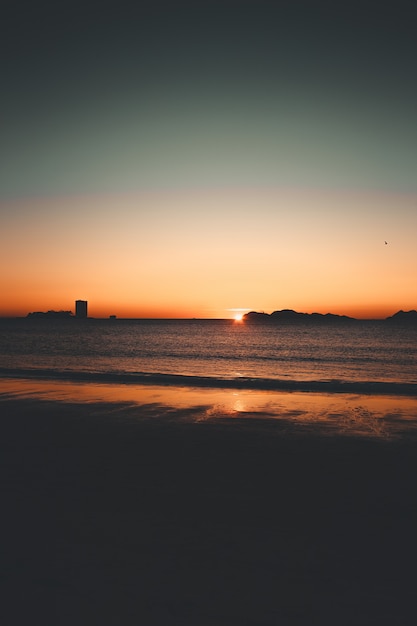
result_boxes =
[2,391,417,625]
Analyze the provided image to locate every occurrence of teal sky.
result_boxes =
[2,1,416,198]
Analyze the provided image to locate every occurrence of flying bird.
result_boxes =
[385,241,388,245]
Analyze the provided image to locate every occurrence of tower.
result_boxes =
[75,300,88,318]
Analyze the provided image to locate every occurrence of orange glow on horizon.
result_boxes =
[1,188,417,320]
[0,292,415,321]
[0,303,412,320]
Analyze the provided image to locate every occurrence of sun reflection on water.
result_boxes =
[2,378,417,439]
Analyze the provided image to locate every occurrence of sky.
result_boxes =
[1,0,416,318]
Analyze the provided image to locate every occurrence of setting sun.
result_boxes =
[234,313,244,322]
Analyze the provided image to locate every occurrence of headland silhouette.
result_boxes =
[243,308,417,324]
[26,299,88,319]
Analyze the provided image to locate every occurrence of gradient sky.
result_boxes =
[1,0,416,318]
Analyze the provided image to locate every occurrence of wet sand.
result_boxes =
[2,385,417,625]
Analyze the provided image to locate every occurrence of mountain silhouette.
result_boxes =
[244,309,417,324]
[243,309,355,324]
[385,310,417,324]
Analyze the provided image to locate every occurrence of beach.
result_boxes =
[2,380,417,625]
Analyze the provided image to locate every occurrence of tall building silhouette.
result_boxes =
[75,300,88,318]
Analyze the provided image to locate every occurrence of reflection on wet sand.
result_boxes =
[2,378,417,439]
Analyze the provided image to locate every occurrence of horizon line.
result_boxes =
[2,308,416,322]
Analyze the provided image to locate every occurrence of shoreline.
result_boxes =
[2,384,417,624]
[2,377,417,440]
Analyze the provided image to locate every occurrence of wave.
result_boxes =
[1,367,417,397]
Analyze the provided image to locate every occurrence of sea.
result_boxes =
[1,317,417,395]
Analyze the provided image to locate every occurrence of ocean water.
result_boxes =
[1,318,417,396]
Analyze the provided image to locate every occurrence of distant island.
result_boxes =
[27,310,74,319]
[243,309,417,324]
[385,310,417,323]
